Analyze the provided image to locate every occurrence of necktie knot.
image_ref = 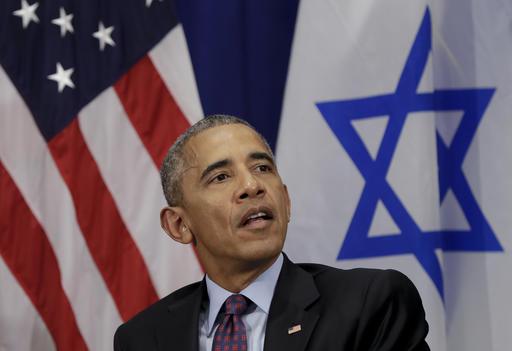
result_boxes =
[224,294,248,316]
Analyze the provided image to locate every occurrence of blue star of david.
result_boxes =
[316,8,503,299]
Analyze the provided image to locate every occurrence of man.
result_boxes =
[114,115,429,350]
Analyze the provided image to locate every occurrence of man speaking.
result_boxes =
[114,115,429,350]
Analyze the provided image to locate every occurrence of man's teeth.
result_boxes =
[247,212,266,220]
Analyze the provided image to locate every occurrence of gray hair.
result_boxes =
[160,114,273,206]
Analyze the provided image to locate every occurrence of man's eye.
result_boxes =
[256,164,272,172]
[211,174,229,183]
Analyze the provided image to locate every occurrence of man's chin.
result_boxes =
[237,239,284,264]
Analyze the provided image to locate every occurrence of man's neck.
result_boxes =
[204,254,281,293]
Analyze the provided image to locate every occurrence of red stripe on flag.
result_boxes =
[114,55,191,167]
[48,119,158,321]
[114,55,205,272]
[0,161,88,350]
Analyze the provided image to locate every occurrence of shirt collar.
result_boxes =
[204,253,284,334]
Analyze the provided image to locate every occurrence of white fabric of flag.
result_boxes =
[277,1,512,350]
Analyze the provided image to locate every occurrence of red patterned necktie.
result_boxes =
[212,294,249,351]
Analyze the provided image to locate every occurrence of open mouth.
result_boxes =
[240,208,274,227]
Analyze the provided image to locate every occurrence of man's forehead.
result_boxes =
[182,124,270,165]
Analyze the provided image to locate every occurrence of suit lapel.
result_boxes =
[155,279,206,351]
[264,256,320,351]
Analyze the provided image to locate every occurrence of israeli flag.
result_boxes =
[277,1,512,350]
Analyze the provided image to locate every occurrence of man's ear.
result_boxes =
[160,206,194,244]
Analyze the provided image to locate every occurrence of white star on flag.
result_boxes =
[12,0,39,29]
[51,7,74,37]
[93,21,115,51]
[47,62,75,93]
[146,0,163,8]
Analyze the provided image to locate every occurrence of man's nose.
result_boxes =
[236,171,265,201]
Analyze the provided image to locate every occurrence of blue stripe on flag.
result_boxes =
[177,0,299,151]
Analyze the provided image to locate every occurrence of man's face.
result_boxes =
[178,124,291,271]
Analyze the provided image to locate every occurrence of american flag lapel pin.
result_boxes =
[288,324,302,334]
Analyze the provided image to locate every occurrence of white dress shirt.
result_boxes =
[198,254,284,351]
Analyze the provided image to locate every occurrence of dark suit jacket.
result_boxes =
[114,255,429,350]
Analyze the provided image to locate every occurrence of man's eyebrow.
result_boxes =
[200,159,231,181]
[249,152,275,166]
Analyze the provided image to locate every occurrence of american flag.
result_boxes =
[0,0,204,349]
